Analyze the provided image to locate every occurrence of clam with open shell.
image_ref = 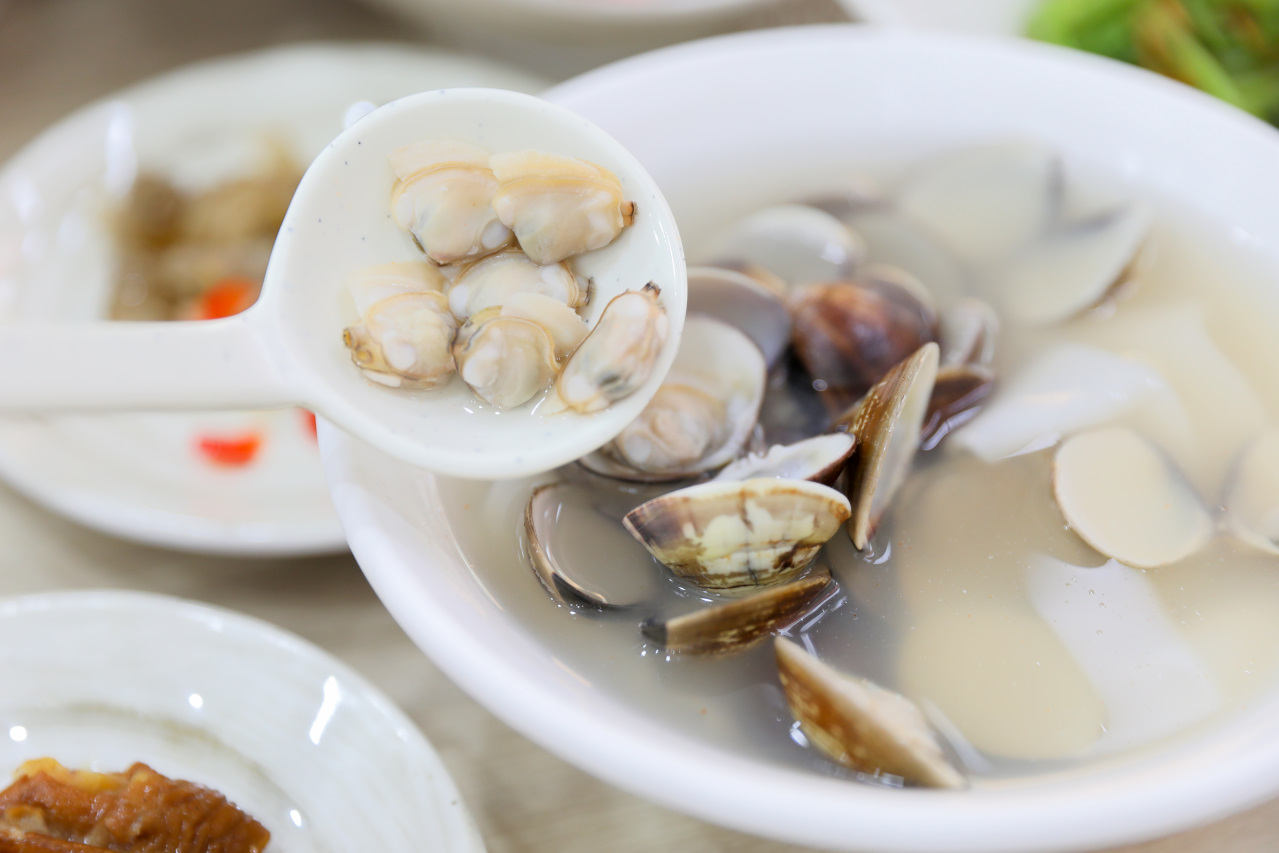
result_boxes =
[581,316,766,481]
[623,477,851,592]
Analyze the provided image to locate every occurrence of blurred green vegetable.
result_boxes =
[1028,0,1279,124]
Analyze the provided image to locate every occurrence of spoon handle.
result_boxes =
[0,313,297,412]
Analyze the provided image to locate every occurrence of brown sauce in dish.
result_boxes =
[0,759,268,853]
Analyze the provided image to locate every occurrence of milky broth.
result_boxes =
[438,166,1279,784]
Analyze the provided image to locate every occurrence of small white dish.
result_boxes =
[324,26,1279,853]
[0,43,547,556]
[0,589,484,852]
[841,0,1037,34]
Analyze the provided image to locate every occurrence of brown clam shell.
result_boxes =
[838,343,940,549]
[775,637,965,788]
[920,365,995,451]
[623,478,851,592]
[786,276,938,412]
[641,568,832,656]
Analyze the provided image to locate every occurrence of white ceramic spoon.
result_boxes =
[0,89,687,480]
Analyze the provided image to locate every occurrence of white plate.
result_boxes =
[0,43,546,556]
[0,589,484,852]
[841,0,1036,34]
[324,26,1279,853]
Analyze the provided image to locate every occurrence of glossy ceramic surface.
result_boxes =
[325,26,1279,853]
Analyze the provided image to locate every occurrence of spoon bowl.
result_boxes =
[1,88,687,479]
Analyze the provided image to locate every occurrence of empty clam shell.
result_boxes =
[641,569,832,655]
[920,365,995,451]
[841,343,940,549]
[687,266,793,368]
[1224,431,1279,556]
[556,283,668,414]
[953,344,1169,464]
[491,149,634,265]
[1053,426,1213,568]
[623,478,851,592]
[712,433,855,487]
[775,637,965,788]
[701,203,866,287]
[525,482,659,608]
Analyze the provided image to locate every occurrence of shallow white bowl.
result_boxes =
[324,25,1279,853]
[0,590,483,852]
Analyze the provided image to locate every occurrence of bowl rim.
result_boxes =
[333,24,1279,853]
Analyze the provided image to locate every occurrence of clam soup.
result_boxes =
[435,143,1279,784]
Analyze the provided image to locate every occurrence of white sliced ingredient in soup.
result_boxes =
[1053,426,1212,569]
[1061,302,1268,497]
[997,202,1149,325]
[1224,430,1279,556]
[954,344,1170,462]
[895,141,1059,266]
[898,600,1105,760]
[1027,555,1219,755]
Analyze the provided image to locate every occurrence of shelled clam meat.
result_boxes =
[440,140,1279,789]
[342,142,664,412]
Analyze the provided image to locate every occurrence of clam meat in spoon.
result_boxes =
[491,149,635,265]
[389,139,512,265]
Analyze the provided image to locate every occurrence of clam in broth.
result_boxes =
[441,142,1279,786]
